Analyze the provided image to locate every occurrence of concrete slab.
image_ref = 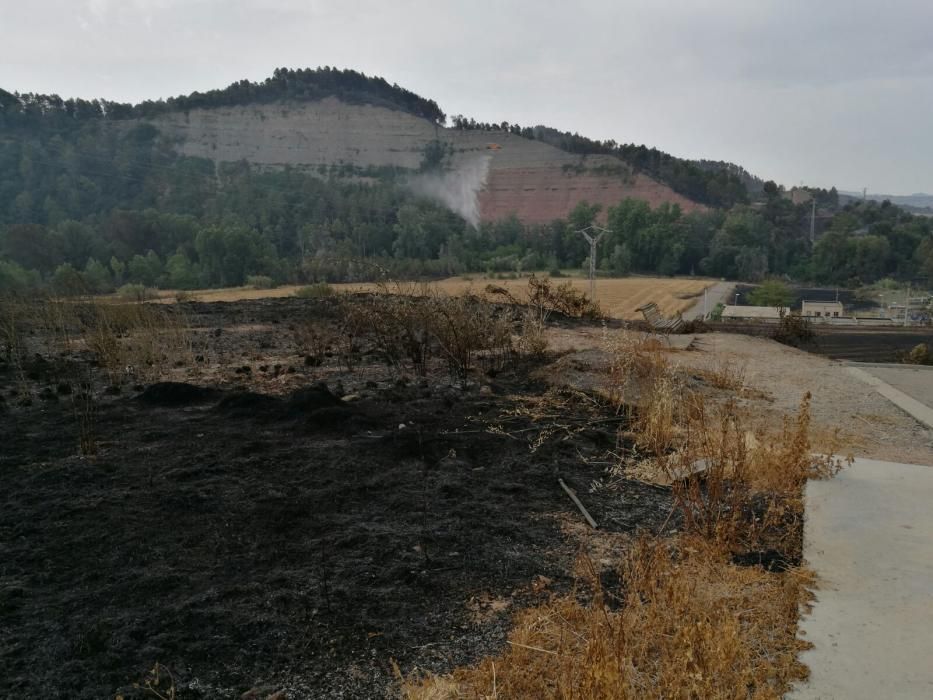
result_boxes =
[862,364,933,409]
[845,366,933,429]
[793,458,933,699]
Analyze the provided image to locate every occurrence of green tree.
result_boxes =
[127,250,164,287]
[165,251,201,289]
[608,243,632,276]
[51,263,86,296]
[83,258,112,293]
[109,256,126,284]
[747,279,793,307]
[735,246,769,282]
[0,259,40,295]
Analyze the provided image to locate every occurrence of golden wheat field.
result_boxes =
[155,276,713,320]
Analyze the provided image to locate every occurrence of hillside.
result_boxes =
[1,67,931,294]
[149,97,703,225]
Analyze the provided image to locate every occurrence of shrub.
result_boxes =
[747,279,793,307]
[246,274,275,289]
[295,283,336,299]
[337,291,513,379]
[485,275,604,321]
[772,310,814,348]
[117,283,156,302]
[903,343,932,365]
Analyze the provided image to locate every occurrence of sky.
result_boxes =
[1,0,931,194]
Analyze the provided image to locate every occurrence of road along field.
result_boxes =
[154,276,714,320]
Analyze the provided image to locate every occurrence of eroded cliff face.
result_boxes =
[152,97,703,223]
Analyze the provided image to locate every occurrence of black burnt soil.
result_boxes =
[0,368,673,698]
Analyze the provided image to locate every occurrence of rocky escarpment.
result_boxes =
[153,97,704,223]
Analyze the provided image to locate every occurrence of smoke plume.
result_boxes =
[408,154,491,227]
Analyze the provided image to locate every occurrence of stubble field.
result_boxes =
[152,276,713,319]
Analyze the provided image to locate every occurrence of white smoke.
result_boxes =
[408,154,492,227]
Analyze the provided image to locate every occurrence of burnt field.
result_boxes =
[717,321,931,362]
[734,285,880,313]
[0,295,676,699]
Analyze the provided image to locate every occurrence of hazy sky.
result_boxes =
[2,0,931,194]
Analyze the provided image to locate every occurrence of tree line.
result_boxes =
[0,67,446,129]
[1,70,931,295]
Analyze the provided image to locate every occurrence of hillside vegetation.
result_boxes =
[1,67,932,295]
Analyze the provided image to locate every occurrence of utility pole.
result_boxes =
[904,282,911,327]
[577,225,610,299]
[810,198,816,245]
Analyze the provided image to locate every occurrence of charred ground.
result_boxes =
[0,296,677,699]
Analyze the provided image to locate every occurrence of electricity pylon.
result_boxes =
[577,225,611,299]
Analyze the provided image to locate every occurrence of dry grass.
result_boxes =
[78,301,192,385]
[403,538,814,700]
[405,326,849,699]
[4,296,193,456]
[697,356,748,392]
[148,275,713,320]
[604,332,673,412]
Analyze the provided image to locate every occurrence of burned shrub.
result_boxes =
[772,310,814,348]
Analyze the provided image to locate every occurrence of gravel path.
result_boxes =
[671,333,933,465]
[545,327,933,465]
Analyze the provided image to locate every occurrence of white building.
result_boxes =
[721,305,789,320]
[802,300,844,318]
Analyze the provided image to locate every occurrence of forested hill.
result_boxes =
[1,67,932,296]
[2,67,743,210]
[0,67,446,126]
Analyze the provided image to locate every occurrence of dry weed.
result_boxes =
[604,331,672,412]
[403,537,814,700]
[515,310,549,357]
[698,356,748,392]
[80,301,191,384]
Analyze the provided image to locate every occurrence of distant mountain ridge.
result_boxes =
[839,190,933,214]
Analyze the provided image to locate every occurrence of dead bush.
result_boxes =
[485,275,604,321]
[337,291,513,379]
[429,293,512,379]
[293,320,338,367]
[772,311,814,348]
[79,301,191,384]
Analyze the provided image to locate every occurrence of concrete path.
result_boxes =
[793,457,933,699]
[683,281,734,320]
[846,365,933,430]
